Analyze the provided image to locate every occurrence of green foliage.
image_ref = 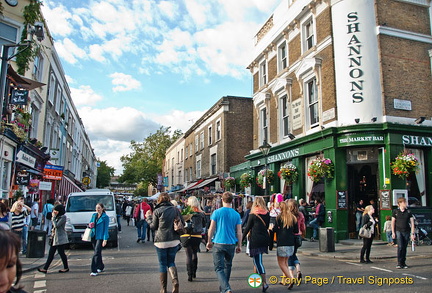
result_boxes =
[119,126,183,187]
[16,0,44,75]
[133,183,148,197]
[96,160,115,188]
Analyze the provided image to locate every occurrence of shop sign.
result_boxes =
[16,150,36,168]
[393,99,412,111]
[291,99,302,130]
[15,171,30,185]
[267,148,300,164]
[43,164,63,180]
[338,133,384,146]
[402,135,432,147]
[39,181,52,191]
[10,89,29,105]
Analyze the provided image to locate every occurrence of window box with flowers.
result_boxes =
[307,158,334,183]
[391,152,419,179]
[278,163,299,184]
[240,173,253,189]
[256,169,274,189]
[224,176,236,190]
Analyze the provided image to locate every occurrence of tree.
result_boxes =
[119,126,183,187]
[96,160,115,188]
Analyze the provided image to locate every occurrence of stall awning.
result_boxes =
[177,180,203,192]
[58,176,83,196]
[7,65,45,90]
[189,177,217,190]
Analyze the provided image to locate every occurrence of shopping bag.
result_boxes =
[82,228,92,242]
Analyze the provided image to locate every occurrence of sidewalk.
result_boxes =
[21,238,432,273]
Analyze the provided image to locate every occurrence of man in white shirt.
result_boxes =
[30,197,39,230]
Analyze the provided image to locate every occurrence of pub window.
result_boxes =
[260,61,267,87]
[280,95,289,138]
[278,42,287,72]
[260,107,268,144]
[306,78,319,128]
[303,18,315,52]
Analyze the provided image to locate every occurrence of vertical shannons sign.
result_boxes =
[332,0,383,125]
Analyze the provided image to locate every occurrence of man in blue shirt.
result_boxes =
[206,192,242,293]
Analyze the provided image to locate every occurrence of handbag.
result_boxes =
[359,224,372,238]
[174,210,185,235]
[82,227,92,242]
[295,235,302,248]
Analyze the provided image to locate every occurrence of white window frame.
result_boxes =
[200,131,204,150]
[210,153,217,175]
[48,74,56,105]
[55,86,61,114]
[305,77,319,128]
[278,41,288,72]
[259,60,267,87]
[280,95,289,138]
[216,119,221,141]
[260,107,268,144]
[302,17,315,52]
[195,136,199,153]
[196,160,201,178]
[208,125,213,146]
[33,53,44,81]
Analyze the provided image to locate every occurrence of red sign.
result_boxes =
[43,165,64,180]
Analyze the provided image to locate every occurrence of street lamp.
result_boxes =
[259,139,271,196]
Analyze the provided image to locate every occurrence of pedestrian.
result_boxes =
[10,202,28,255]
[37,204,69,274]
[391,197,415,269]
[355,200,365,233]
[146,201,155,242]
[134,199,151,243]
[146,192,183,293]
[0,202,11,230]
[206,192,242,293]
[0,230,27,293]
[124,201,132,226]
[287,199,305,283]
[241,196,270,292]
[298,199,308,239]
[115,200,122,232]
[309,198,325,242]
[203,199,213,250]
[89,203,109,276]
[30,197,39,230]
[268,194,282,250]
[180,196,206,282]
[359,205,377,263]
[383,215,394,245]
[42,199,54,236]
[272,201,298,290]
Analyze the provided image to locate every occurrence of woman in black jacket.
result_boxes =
[273,201,299,290]
[242,196,270,292]
[360,205,377,263]
[146,193,184,293]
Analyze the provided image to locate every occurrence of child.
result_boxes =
[383,215,393,245]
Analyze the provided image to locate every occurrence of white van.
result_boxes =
[65,189,118,247]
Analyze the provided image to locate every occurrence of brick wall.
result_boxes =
[253,72,259,94]
[379,35,432,117]
[376,0,431,35]
[269,95,278,144]
[289,34,301,65]
[319,45,337,114]
[316,7,332,44]
[268,56,277,82]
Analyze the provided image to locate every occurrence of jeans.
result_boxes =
[155,245,179,273]
[360,235,373,261]
[136,220,147,240]
[356,212,362,231]
[288,243,300,269]
[116,215,122,231]
[309,218,320,239]
[44,219,53,236]
[386,231,393,243]
[91,239,104,273]
[396,231,410,266]
[212,243,236,293]
[44,244,68,270]
[252,253,265,275]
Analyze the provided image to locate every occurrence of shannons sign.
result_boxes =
[267,148,300,164]
[402,135,432,146]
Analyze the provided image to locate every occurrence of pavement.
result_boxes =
[21,237,432,273]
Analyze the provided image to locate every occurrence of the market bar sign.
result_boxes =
[338,133,384,147]
[43,164,64,180]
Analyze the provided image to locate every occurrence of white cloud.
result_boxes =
[151,109,204,133]
[70,85,104,106]
[91,139,131,175]
[55,38,87,65]
[41,3,74,37]
[109,73,141,92]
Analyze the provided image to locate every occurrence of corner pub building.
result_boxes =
[230,0,432,241]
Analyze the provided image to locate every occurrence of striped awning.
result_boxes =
[57,176,83,197]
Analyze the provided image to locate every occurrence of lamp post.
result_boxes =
[259,139,271,196]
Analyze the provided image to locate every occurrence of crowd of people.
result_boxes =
[0,192,418,293]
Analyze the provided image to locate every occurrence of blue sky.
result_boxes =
[41,0,281,174]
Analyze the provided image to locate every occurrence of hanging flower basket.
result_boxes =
[224,176,236,190]
[278,163,299,184]
[256,169,274,189]
[240,173,253,189]
[307,158,334,183]
[391,152,419,179]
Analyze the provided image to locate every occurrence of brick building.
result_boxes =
[174,96,253,194]
[230,0,432,241]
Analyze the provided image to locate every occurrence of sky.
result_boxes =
[40,0,281,175]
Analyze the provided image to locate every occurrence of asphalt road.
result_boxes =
[19,219,431,293]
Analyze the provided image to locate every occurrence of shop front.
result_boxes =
[230,123,431,242]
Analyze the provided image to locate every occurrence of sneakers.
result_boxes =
[402,265,409,269]
[136,238,141,243]
[97,269,104,273]
[90,272,98,276]
[396,265,402,269]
